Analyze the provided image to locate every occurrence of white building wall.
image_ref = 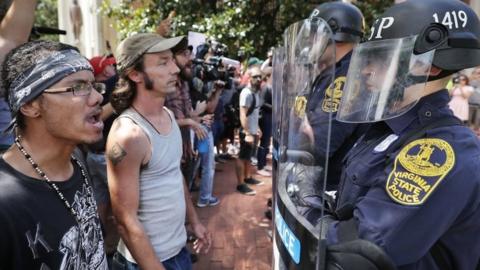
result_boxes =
[58,0,110,58]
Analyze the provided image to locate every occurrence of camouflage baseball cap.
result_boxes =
[116,33,187,73]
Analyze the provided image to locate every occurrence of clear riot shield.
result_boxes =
[272,46,285,163]
[271,46,285,215]
[271,45,285,243]
[273,18,335,270]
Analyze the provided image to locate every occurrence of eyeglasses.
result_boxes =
[252,75,262,79]
[44,82,106,96]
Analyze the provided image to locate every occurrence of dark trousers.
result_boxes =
[112,247,192,270]
[212,118,225,146]
[257,113,272,170]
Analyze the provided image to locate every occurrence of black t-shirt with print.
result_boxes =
[0,158,108,270]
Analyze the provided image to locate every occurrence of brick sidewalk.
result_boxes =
[191,158,273,270]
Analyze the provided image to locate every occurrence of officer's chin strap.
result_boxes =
[407,69,456,84]
[386,68,450,112]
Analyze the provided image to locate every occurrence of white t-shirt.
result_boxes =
[239,86,260,134]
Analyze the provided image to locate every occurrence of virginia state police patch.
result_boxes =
[386,138,455,205]
[294,96,308,118]
[322,76,345,113]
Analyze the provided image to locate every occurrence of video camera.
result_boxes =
[195,39,228,59]
[210,40,227,56]
[192,56,232,90]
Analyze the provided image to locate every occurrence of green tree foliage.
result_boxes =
[355,0,394,38]
[102,0,393,58]
[0,0,59,41]
[102,0,312,58]
[34,0,58,28]
[33,0,59,41]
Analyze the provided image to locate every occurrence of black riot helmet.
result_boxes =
[368,0,480,75]
[310,1,364,43]
[337,0,480,123]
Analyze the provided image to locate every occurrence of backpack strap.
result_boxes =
[246,92,257,117]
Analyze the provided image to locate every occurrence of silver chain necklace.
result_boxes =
[14,136,91,224]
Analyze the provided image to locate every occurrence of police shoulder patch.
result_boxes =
[294,95,308,117]
[386,138,455,206]
[322,76,346,113]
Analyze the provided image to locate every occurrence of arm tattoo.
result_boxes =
[107,143,127,166]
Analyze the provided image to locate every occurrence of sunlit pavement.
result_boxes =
[191,157,273,270]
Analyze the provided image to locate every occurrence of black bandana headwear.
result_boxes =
[5,49,93,133]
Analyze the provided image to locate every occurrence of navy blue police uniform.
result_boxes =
[327,89,480,269]
[306,51,368,190]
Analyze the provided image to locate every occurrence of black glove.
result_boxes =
[326,239,397,270]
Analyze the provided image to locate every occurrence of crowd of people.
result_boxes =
[0,0,480,269]
[0,1,274,269]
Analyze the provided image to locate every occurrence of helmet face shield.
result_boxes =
[288,18,335,91]
[280,18,335,152]
[337,36,435,123]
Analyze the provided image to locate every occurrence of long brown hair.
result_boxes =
[110,56,145,113]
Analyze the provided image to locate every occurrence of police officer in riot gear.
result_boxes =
[272,2,388,269]
[290,1,368,226]
[302,1,368,191]
[327,0,480,269]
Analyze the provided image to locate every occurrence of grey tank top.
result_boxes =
[116,107,187,262]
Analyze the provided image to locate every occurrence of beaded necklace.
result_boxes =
[14,136,91,224]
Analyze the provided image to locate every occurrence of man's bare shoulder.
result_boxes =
[106,117,149,166]
[109,117,145,139]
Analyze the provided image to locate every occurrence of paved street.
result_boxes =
[192,158,273,270]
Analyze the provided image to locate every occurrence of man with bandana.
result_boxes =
[0,40,108,269]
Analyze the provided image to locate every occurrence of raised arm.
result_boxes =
[106,118,165,270]
[0,0,38,63]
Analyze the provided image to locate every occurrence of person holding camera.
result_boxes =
[189,75,223,207]
[164,43,210,194]
[448,74,474,124]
